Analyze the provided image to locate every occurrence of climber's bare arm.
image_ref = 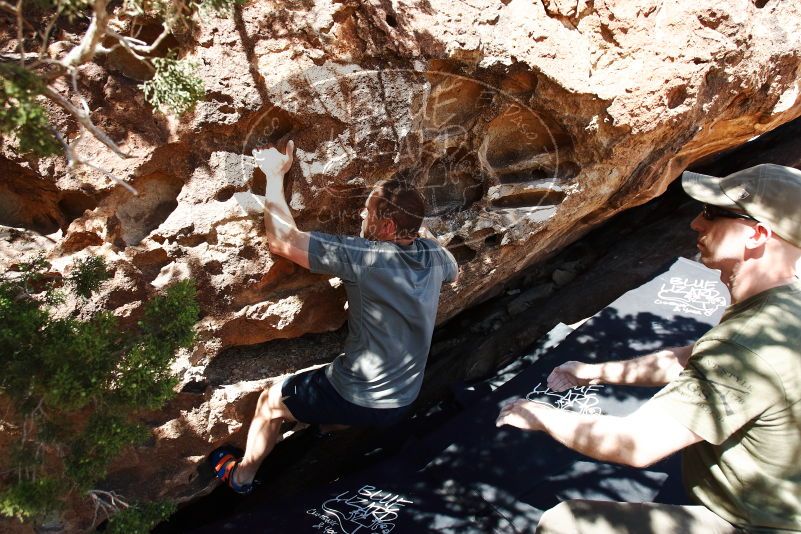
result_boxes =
[253,141,310,269]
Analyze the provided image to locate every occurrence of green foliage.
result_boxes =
[140,56,205,115]
[140,279,198,350]
[0,256,199,522]
[0,478,61,520]
[0,64,60,156]
[66,414,149,490]
[17,252,50,286]
[16,253,64,305]
[105,501,176,534]
[67,255,111,298]
[5,0,243,161]
[112,280,197,409]
[41,311,120,410]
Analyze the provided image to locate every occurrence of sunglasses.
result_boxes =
[702,204,758,222]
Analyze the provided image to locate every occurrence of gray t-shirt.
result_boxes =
[308,231,458,409]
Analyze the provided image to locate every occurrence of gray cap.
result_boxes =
[682,163,801,248]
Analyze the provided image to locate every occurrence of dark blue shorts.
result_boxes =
[280,367,410,428]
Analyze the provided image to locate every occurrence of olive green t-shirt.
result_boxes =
[651,280,801,533]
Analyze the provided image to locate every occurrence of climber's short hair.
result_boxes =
[372,174,426,239]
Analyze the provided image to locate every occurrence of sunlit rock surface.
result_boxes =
[2,0,801,529]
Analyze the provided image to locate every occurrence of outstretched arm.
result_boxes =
[253,141,311,269]
[496,397,702,468]
[546,345,694,392]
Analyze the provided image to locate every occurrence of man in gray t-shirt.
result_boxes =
[209,141,458,494]
[310,232,457,408]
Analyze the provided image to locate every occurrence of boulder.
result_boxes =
[2,0,801,529]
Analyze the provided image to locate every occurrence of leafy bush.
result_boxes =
[105,501,176,534]
[1,0,243,158]
[0,478,61,521]
[0,64,61,156]
[140,55,205,116]
[67,255,111,298]
[0,255,199,526]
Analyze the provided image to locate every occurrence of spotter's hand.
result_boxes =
[496,398,552,431]
[547,361,600,392]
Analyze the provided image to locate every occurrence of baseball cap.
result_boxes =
[682,163,801,248]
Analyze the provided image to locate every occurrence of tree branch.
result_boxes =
[16,0,25,66]
[89,489,130,527]
[0,51,39,62]
[0,0,22,20]
[82,160,138,196]
[43,84,132,160]
[62,0,110,68]
[110,24,171,54]
[70,67,90,117]
[51,128,138,195]
[38,0,64,60]
[99,29,156,74]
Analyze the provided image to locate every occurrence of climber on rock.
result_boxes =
[209,140,459,494]
[497,163,801,533]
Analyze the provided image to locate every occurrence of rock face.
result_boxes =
[2,0,801,529]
